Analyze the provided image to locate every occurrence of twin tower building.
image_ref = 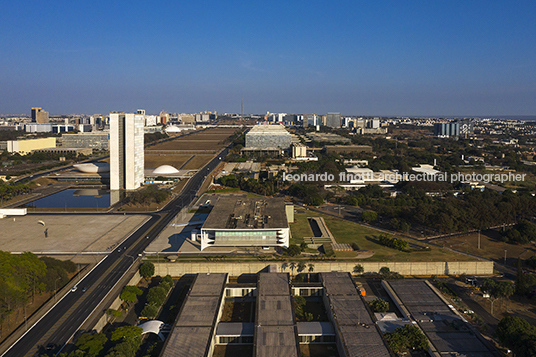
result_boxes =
[109,111,145,191]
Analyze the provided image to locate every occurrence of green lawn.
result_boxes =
[290,208,473,262]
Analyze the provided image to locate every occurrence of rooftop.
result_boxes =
[388,280,497,356]
[202,195,288,230]
[321,272,391,357]
[247,124,290,134]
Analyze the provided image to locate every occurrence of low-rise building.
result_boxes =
[200,196,291,250]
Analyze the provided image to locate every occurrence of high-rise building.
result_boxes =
[31,107,49,123]
[110,111,145,190]
[434,122,460,138]
[326,112,341,128]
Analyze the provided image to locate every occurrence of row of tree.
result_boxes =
[57,325,144,357]
[377,234,409,251]
[141,275,174,319]
[0,252,76,338]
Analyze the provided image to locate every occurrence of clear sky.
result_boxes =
[1,0,535,117]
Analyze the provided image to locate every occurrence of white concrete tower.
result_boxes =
[110,111,145,190]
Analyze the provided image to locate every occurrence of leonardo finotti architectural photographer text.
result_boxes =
[282,171,526,184]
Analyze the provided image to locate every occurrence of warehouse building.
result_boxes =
[199,196,291,251]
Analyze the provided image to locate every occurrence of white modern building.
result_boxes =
[200,196,291,251]
[110,111,145,190]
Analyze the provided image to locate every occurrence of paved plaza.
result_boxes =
[0,214,150,256]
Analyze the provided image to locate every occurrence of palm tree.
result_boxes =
[289,262,297,276]
[298,261,306,273]
[353,264,364,275]
[308,263,315,282]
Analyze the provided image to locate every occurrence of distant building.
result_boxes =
[291,143,307,159]
[200,196,291,250]
[24,124,74,133]
[434,122,459,137]
[7,137,56,155]
[459,120,474,135]
[323,145,373,154]
[62,132,109,150]
[326,112,341,128]
[31,107,49,124]
[245,124,291,149]
[303,114,320,128]
[109,111,144,190]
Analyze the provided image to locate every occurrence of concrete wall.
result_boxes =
[154,260,493,277]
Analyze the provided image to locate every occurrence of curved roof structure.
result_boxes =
[138,320,166,340]
[165,125,181,133]
[73,163,110,173]
[153,165,180,175]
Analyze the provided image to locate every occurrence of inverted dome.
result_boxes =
[73,163,110,173]
[152,165,179,175]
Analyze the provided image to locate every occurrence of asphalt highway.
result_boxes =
[2,146,229,357]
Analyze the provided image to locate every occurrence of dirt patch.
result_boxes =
[300,344,339,357]
[434,229,536,265]
[213,345,253,357]
[144,155,192,170]
[182,156,212,170]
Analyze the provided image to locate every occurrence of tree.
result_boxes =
[369,298,389,312]
[139,262,155,279]
[141,305,159,319]
[361,210,378,223]
[300,242,308,251]
[297,261,306,273]
[287,244,301,257]
[527,255,536,269]
[384,325,428,354]
[110,326,143,342]
[75,332,107,357]
[353,264,364,275]
[379,267,391,276]
[307,263,315,282]
[120,286,142,303]
[147,286,167,306]
[289,262,297,276]
[496,316,536,357]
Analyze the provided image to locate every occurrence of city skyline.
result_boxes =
[1,1,535,116]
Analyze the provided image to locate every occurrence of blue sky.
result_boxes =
[1,0,535,116]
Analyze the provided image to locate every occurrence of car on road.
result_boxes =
[71,286,77,293]
[82,287,88,292]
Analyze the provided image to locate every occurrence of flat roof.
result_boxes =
[247,124,290,134]
[255,273,299,357]
[216,322,254,336]
[176,296,222,327]
[388,280,497,356]
[189,273,228,297]
[202,195,288,230]
[161,273,227,357]
[321,272,391,357]
[257,273,290,296]
[161,326,212,357]
[255,325,299,357]
[297,322,336,336]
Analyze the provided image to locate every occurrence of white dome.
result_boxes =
[152,165,179,175]
[165,125,181,133]
[73,163,110,173]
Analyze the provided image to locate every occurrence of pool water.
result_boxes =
[20,189,111,208]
